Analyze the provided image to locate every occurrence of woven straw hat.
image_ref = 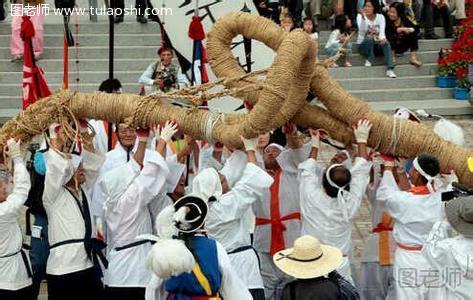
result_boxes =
[445,196,473,237]
[273,235,343,279]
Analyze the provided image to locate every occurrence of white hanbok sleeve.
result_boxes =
[376,170,408,219]
[81,149,106,193]
[422,221,452,270]
[145,275,165,300]
[345,157,372,219]
[115,152,170,214]
[298,157,326,203]
[0,158,31,217]
[277,143,311,174]
[43,149,74,204]
[216,241,253,300]
[210,163,273,224]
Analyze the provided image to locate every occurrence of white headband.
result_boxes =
[412,157,436,193]
[325,164,351,221]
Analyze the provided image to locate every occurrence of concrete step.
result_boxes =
[329,63,438,78]
[338,75,436,90]
[1,58,154,72]
[319,50,438,66]
[0,46,159,59]
[0,71,143,84]
[0,82,141,97]
[0,33,162,47]
[370,99,473,116]
[351,87,454,102]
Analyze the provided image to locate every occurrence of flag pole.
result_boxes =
[107,0,115,151]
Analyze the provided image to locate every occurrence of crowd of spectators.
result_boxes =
[255,0,466,77]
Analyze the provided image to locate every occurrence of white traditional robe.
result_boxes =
[43,149,105,275]
[0,158,32,290]
[423,221,473,300]
[298,157,372,282]
[377,170,446,299]
[103,151,169,288]
[204,163,274,290]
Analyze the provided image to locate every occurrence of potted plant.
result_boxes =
[436,49,456,88]
[454,66,470,100]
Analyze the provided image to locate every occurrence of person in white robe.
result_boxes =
[43,120,106,299]
[359,154,396,300]
[377,152,446,299]
[423,193,473,300]
[252,124,309,300]
[298,120,373,284]
[102,123,176,299]
[192,136,274,299]
[0,139,33,299]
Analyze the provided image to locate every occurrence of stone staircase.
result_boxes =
[0,12,471,123]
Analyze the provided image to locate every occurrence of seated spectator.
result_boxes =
[419,0,454,39]
[386,2,422,67]
[357,0,396,78]
[302,17,319,41]
[280,14,295,32]
[138,47,189,94]
[274,235,358,300]
[325,14,353,67]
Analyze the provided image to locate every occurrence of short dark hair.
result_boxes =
[303,17,317,33]
[158,47,173,56]
[333,14,350,34]
[98,78,122,93]
[417,154,440,178]
[322,165,351,198]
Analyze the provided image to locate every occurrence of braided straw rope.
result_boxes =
[0,12,471,186]
[206,12,473,186]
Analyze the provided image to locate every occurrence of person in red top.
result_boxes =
[252,123,308,300]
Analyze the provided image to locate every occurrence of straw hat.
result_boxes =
[445,196,473,237]
[273,235,343,279]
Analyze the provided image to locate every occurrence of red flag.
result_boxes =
[21,16,51,110]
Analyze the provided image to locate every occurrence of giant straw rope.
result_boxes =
[0,12,472,186]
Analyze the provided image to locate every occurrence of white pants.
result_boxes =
[360,261,395,300]
[394,248,441,300]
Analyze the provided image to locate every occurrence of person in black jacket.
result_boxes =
[386,2,422,67]
[274,235,359,300]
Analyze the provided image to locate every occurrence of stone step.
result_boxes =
[0,70,438,91]
[370,99,473,116]
[0,33,162,47]
[337,75,436,90]
[351,87,454,102]
[319,50,438,66]
[329,63,438,78]
[0,46,159,59]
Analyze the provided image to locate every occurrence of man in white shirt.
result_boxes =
[0,139,32,299]
[298,120,373,283]
[103,123,175,300]
[423,193,473,300]
[377,152,445,299]
[139,47,190,94]
[44,122,106,300]
[192,136,274,299]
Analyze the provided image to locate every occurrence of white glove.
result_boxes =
[240,136,258,152]
[353,119,372,144]
[309,129,322,149]
[49,123,60,139]
[6,138,21,159]
[441,170,458,184]
[160,121,179,143]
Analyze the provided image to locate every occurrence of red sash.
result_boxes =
[255,170,301,256]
